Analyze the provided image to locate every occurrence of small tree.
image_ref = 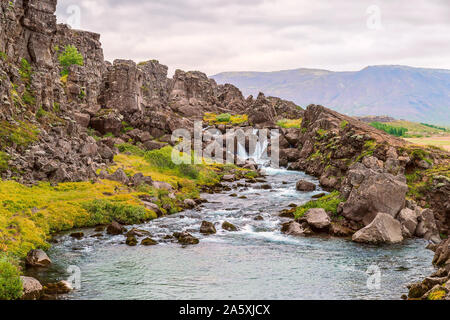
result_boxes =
[58,45,84,76]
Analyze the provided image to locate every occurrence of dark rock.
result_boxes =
[174,232,200,245]
[26,249,52,267]
[222,221,238,232]
[200,221,217,234]
[106,221,126,235]
[126,235,138,246]
[296,180,316,192]
[141,238,158,246]
[70,232,84,240]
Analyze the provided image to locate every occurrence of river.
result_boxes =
[29,167,434,300]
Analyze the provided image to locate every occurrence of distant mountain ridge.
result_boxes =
[211,65,450,125]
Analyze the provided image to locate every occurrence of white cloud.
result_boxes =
[55,0,450,76]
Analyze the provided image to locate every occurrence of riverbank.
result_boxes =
[0,145,256,299]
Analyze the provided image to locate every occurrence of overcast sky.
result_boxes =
[55,0,450,76]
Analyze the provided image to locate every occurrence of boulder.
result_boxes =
[304,208,331,230]
[341,171,408,225]
[200,221,217,234]
[70,232,84,240]
[415,209,440,243]
[126,235,138,246]
[130,173,153,187]
[296,180,316,192]
[20,276,43,300]
[126,228,151,237]
[108,168,129,185]
[184,199,196,209]
[25,249,52,267]
[174,232,200,245]
[43,280,73,295]
[352,212,404,244]
[106,221,126,235]
[222,174,236,182]
[281,221,305,236]
[222,221,238,232]
[397,208,418,238]
[141,238,158,246]
[432,239,450,267]
[329,223,354,237]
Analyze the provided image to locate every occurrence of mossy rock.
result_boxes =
[222,221,238,232]
[125,235,137,246]
[141,238,158,246]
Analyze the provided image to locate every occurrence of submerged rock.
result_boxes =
[200,221,217,234]
[352,212,403,244]
[44,280,73,295]
[126,235,138,246]
[26,249,52,267]
[70,232,84,240]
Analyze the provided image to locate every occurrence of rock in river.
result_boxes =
[352,212,404,244]
[222,221,238,232]
[200,221,217,234]
[25,249,52,267]
[174,232,200,245]
[304,208,331,230]
[296,180,316,192]
[21,276,43,300]
[107,221,126,235]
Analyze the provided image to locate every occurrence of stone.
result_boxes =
[184,199,196,208]
[329,223,354,237]
[141,238,158,246]
[26,249,52,267]
[304,208,331,230]
[70,232,84,240]
[222,175,236,182]
[108,168,129,185]
[352,212,404,244]
[44,280,73,295]
[130,173,153,187]
[296,180,316,192]
[126,235,138,246]
[416,209,440,243]
[281,221,305,236]
[126,228,151,237]
[222,221,238,232]
[432,239,450,267]
[174,232,200,245]
[106,221,126,235]
[200,221,217,234]
[342,171,408,225]
[152,181,174,191]
[397,208,418,238]
[20,276,43,300]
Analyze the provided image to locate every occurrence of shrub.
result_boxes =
[82,199,151,225]
[216,113,231,123]
[0,152,9,172]
[116,143,146,157]
[58,45,84,76]
[19,58,32,83]
[0,255,23,300]
[145,146,176,170]
[340,120,349,129]
[295,191,343,219]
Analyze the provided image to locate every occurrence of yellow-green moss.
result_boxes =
[295,191,343,219]
[277,118,302,129]
[204,112,248,125]
[427,290,446,300]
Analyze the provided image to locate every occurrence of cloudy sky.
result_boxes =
[55,0,450,76]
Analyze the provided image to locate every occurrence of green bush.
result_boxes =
[58,45,84,76]
[82,199,151,225]
[116,143,146,157]
[145,146,176,170]
[19,58,32,82]
[216,113,231,123]
[295,191,343,219]
[0,151,9,172]
[0,255,23,300]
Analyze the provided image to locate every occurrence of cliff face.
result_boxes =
[0,0,301,184]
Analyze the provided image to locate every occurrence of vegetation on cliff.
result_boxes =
[204,112,248,125]
[294,191,343,219]
[58,45,84,76]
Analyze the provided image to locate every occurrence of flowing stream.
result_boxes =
[28,167,434,300]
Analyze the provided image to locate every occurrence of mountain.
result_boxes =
[212,65,450,125]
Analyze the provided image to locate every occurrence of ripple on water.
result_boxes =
[41,168,434,300]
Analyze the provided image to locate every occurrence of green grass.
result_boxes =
[277,118,302,129]
[216,113,231,122]
[204,112,248,125]
[82,200,152,225]
[370,122,408,137]
[0,254,22,300]
[340,120,349,129]
[295,191,343,219]
[0,121,39,150]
